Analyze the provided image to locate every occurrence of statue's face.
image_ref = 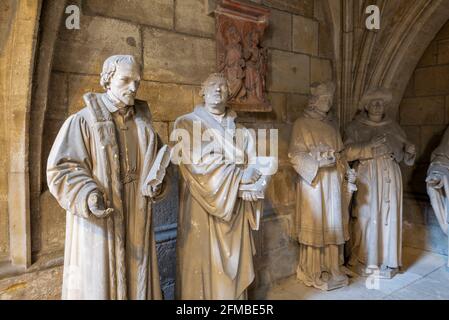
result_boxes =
[227,27,240,44]
[204,78,229,115]
[314,94,333,113]
[108,62,141,106]
[367,99,385,120]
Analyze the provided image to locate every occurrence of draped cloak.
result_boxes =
[174,106,262,300]
[344,114,415,269]
[427,126,449,266]
[47,93,165,299]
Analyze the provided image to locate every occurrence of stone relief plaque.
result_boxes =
[215,0,271,112]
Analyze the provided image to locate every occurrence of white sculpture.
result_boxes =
[47,55,169,299]
[345,88,416,278]
[288,81,356,291]
[173,73,269,299]
[427,127,449,267]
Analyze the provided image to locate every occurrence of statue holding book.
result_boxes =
[173,73,274,299]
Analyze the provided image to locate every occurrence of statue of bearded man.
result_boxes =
[47,55,169,300]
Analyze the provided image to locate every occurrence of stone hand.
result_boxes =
[426,172,443,189]
[241,166,262,184]
[241,191,259,202]
[369,134,387,148]
[150,183,162,198]
[405,143,416,155]
[88,191,114,218]
[318,157,336,168]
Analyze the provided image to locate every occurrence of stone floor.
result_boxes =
[263,246,449,300]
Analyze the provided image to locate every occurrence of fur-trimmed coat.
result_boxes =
[47,93,165,300]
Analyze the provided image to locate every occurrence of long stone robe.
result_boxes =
[288,110,350,290]
[174,106,262,300]
[344,114,415,270]
[427,127,449,266]
[47,92,165,300]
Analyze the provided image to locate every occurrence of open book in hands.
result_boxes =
[141,145,172,197]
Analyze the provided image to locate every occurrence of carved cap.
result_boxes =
[359,87,393,110]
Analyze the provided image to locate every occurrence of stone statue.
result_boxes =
[218,25,246,101]
[426,127,449,267]
[288,81,356,291]
[243,30,268,105]
[345,88,416,278]
[47,55,169,299]
[173,73,266,299]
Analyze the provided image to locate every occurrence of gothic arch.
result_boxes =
[323,0,449,125]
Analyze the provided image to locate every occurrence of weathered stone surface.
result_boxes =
[45,72,68,120]
[156,239,176,300]
[403,222,448,256]
[193,86,203,107]
[153,167,179,228]
[268,50,310,94]
[415,65,449,96]
[39,191,66,254]
[401,163,428,195]
[420,125,446,162]
[263,9,292,51]
[175,0,215,37]
[403,76,415,98]
[293,15,318,55]
[436,19,449,41]
[137,81,195,121]
[403,197,428,226]
[0,266,63,300]
[400,96,445,126]
[251,242,298,291]
[263,0,314,17]
[318,21,334,59]
[267,92,287,122]
[418,41,437,67]
[262,216,291,252]
[0,200,8,260]
[275,124,293,162]
[84,0,174,29]
[143,28,215,84]
[266,167,296,208]
[438,39,449,65]
[311,57,332,83]
[67,74,103,115]
[286,93,308,123]
[152,122,169,145]
[53,15,141,75]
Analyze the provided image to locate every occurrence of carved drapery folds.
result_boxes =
[215,0,271,112]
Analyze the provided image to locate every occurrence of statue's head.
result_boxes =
[308,81,335,114]
[100,55,141,106]
[225,25,240,45]
[360,88,392,122]
[200,73,229,115]
[247,30,260,47]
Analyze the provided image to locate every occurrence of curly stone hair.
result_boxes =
[100,55,140,90]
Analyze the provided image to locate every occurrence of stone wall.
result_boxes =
[1,0,335,299]
[399,19,449,256]
[0,0,20,264]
